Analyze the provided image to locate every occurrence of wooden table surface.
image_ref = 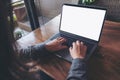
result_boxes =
[18,15,120,80]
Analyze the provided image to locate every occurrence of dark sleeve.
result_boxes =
[66,58,87,80]
[18,43,50,60]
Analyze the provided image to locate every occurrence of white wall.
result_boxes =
[35,0,79,18]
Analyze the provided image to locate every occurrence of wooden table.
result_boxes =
[18,15,120,80]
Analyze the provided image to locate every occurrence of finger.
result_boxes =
[69,47,72,53]
[76,40,80,51]
[61,45,68,49]
[72,42,76,49]
[79,41,84,51]
[57,37,65,41]
[82,45,87,54]
[57,37,66,44]
[84,45,87,52]
[80,41,84,45]
[58,37,66,40]
[60,37,67,43]
[80,41,84,49]
[76,40,80,46]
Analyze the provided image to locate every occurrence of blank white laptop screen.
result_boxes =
[60,5,106,41]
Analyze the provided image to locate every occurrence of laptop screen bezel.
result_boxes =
[59,4,107,43]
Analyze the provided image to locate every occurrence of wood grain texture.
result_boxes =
[18,15,120,80]
[88,20,120,80]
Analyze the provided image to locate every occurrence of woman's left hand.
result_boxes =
[45,37,68,52]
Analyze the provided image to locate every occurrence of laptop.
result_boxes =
[47,4,107,62]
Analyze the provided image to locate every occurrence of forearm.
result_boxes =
[18,43,50,60]
[66,58,87,80]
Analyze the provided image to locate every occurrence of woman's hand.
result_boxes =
[45,37,68,52]
[69,40,87,59]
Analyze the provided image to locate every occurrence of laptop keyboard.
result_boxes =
[48,33,96,61]
[61,34,95,56]
[61,34,93,47]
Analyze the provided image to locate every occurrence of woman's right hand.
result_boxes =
[69,40,87,59]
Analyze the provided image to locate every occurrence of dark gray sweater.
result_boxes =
[18,43,87,80]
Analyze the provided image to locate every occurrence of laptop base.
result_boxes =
[47,33,97,62]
